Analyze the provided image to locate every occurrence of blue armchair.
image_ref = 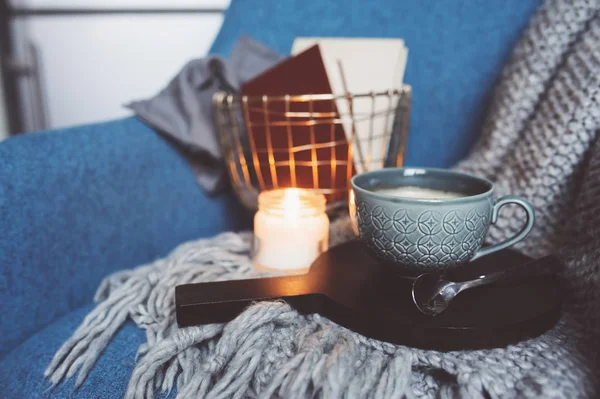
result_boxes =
[0,1,541,397]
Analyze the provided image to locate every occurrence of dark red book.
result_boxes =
[240,45,355,203]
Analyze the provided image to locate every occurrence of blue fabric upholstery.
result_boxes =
[210,0,542,169]
[0,117,250,359]
[0,303,173,399]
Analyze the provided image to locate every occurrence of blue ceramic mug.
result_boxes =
[349,168,535,275]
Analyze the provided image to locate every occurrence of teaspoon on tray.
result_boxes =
[412,255,561,317]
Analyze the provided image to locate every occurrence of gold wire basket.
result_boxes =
[213,85,411,212]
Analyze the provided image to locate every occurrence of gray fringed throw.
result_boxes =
[47,1,600,397]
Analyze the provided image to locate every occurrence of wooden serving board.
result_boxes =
[176,241,561,351]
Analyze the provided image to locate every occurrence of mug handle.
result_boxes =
[470,195,535,261]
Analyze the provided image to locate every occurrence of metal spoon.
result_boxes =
[412,256,560,317]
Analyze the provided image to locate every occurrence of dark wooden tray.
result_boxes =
[176,241,562,351]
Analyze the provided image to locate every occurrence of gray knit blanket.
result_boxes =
[46,1,600,397]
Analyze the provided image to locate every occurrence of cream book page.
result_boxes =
[291,38,408,173]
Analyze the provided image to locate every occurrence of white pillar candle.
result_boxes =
[253,188,329,273]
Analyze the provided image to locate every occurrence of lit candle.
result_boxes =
[253,188,329,273]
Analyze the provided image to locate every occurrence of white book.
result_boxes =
[291,38,408,173]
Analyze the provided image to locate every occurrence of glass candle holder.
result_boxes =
[253,188,329,273]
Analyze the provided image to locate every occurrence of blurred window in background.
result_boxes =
[0,0,230,135]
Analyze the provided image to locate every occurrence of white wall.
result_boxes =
[0,61,8,140]
[10,0,229,131]
[12,0,228,8]
[25,14,225,129]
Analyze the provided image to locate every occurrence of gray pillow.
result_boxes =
[127,36,283,194]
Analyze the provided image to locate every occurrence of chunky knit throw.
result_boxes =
[47,1,600,397]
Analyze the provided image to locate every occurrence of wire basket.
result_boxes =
[213,85,411,212]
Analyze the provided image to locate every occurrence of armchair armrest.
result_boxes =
[0,117,249,358]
